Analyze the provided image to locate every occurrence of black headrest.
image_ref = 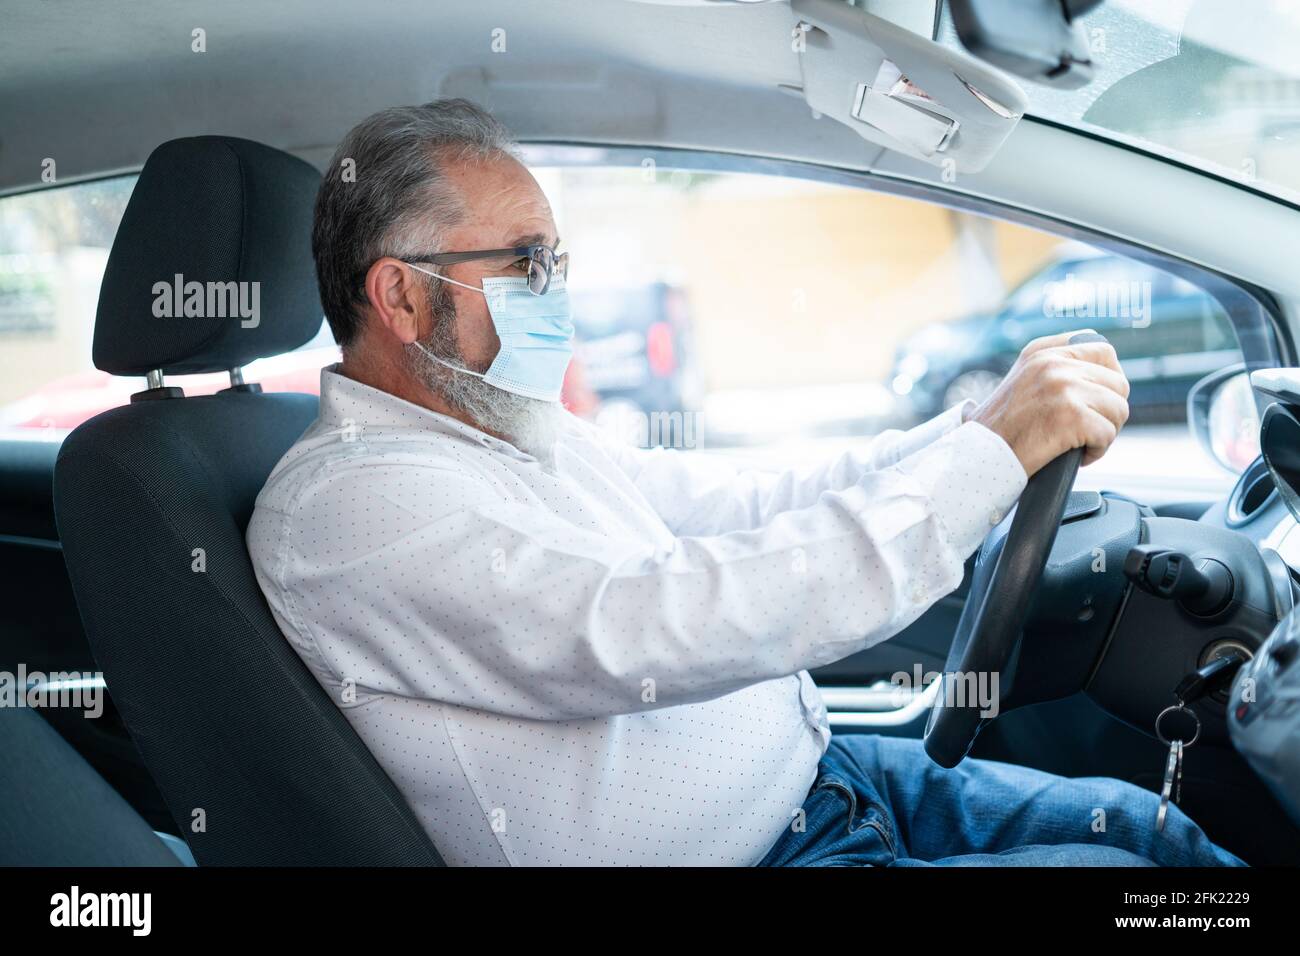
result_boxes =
[94,136,324,376]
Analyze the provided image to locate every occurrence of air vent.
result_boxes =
[1227,456,1277,526]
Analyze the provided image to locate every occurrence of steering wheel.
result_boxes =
[923,331,1107,768]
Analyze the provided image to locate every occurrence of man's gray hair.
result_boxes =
[312,99,518,347]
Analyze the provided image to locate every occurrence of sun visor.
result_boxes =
[792,0,1026,173]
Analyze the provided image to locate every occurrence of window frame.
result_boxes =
[1,147,1292,448]
[522,143,1294,420]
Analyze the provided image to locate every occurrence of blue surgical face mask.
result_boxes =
[408,263,574,402]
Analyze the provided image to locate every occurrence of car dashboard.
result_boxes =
[1202,370,1300,607]
[1194,368,1300,832]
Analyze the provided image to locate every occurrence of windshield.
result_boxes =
[938,0,1300,204]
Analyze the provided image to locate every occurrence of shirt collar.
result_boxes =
[317,364,534,460]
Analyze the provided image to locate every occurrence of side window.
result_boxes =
[534,159,1253,502]
[0,176,335,438]
[0,178,134,434]
[0,162,1264,506]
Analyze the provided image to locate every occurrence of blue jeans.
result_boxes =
[758,734,1245,866]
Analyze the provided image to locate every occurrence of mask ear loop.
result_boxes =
[412,341,488,381]
[408,260,516,311]
[404,262,492,381]
[406,261,485,296]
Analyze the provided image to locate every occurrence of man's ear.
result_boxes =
[364,257,424,345]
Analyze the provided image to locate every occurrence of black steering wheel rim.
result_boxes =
[922,332,1105,768]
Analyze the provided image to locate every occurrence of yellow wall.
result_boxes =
[555,171,1065,391]
[1,168,1068,409]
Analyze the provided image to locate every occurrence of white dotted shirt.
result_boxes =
[247,366,1027,865]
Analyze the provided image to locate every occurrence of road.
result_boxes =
[705,423,1235,506]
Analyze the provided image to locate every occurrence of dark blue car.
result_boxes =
[890,251,1239,424]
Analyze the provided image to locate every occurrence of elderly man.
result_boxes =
[248,99,1240,867]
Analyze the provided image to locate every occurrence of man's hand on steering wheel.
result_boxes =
[969,329,1131,476]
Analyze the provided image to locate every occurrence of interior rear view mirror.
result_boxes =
[948,0,1104,89]
[1188,364,1261,473]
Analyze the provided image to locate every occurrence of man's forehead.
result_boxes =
[443,156,557,247]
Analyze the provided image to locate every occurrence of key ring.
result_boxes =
[1156,740,1181,832]
[1155,703,1201,748]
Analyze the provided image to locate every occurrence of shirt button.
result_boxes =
[912,584,929,605]
[989,509,1003,526]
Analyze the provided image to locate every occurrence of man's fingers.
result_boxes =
[1021,330,1123,379]
[1066,384,1126,466]
[1061,356,1131,400]
[1063,340,1124,378]
[1079,407,1120,467]
[1022,329,1097,357]
[1079,378,1130,432]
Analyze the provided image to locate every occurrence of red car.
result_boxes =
[2,345,600,432]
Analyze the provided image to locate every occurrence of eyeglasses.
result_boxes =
[400,244,568,296]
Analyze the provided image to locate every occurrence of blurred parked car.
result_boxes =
[890,249,1240,424]
[570,281,700,437]
[0,285,698,435]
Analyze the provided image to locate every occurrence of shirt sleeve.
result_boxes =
[275,417,1026,722]
[600,401,974,536]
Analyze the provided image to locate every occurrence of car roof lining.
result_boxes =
[2,0,1298,321]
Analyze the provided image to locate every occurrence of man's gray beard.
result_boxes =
[406,289,564,463]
